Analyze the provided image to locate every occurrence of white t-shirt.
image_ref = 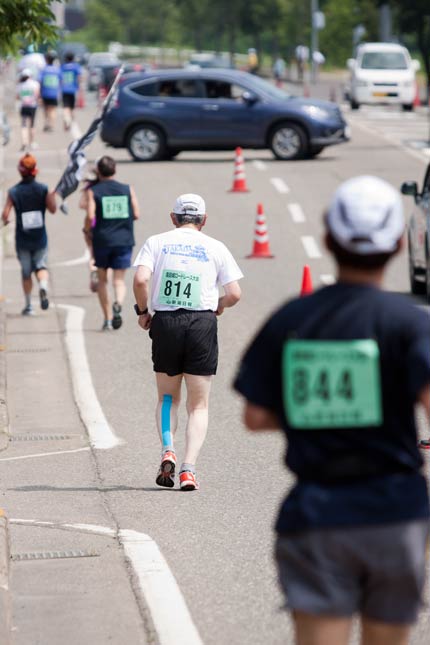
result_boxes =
[133,227,243,312]
[18,79,40,108]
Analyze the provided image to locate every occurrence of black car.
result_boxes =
[101,69,350,161]
[401,164,430,301]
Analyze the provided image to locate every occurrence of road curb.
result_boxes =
[0,510,11,642]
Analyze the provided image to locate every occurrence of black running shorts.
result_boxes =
[20,106,37,127]
[62,93,76,109]
[149,309,218,376]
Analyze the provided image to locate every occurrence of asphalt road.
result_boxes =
[1,93,429,644]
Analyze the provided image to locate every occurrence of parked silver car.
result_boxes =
[401,165,430,301]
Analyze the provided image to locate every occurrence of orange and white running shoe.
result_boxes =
[179,470,199,491]
[155,450,177,488]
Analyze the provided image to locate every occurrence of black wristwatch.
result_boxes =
[134,304,148,316]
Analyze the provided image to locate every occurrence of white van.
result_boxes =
[347,43,420,111]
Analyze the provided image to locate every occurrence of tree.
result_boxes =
[0,0,60,53]
[388,1,430,95]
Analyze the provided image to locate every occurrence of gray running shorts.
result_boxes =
[17,246,48,279]
[275,520,429,624]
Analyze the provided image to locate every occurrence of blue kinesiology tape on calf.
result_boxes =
[161,394,173,450]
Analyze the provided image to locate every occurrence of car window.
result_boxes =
[204,80,246,100]
[130,81,158,97]
[360,52,408,70]
[157,79,202,98]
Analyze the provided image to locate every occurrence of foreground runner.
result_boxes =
[84,156,139,330]
[133,194,243,490]
[234,176,430,645]
[1,154,57,314]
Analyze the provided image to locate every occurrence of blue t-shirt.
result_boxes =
[9,179,48,251]
[234,284,430,533]
[61,62,81,94]
[40,65,61,100]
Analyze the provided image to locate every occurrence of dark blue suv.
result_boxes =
[101,69,350,161]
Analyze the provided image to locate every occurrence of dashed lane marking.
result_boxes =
[57,305,122,450]
[252,160,267,171]
[270,177,290,194]
[301,236,322,259]
[320,274,335,285]
[288,203,306,223]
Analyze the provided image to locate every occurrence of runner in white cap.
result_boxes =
[133,193,243,490]
[235,176,430,645]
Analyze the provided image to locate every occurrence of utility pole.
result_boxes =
[310,0,318,83]
[379,3,392,42]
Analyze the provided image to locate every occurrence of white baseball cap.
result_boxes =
[20,68,32,78]
[326,175,404,254]
[172,193,206,217]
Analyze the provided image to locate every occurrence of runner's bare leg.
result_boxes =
[183,374,212,465]
[97,268,111,320]
[113,269,127,305]
[361,618,410,645]
[293,612,351,645]
[155,373,182,450]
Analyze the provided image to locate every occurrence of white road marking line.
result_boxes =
[320,274,335,285]
[0,447,90,462]
[57,305,122,450]
[51,248,91,267]
[120,529,204,645]
[270,177,290,194]
[288,203,306,223]
[301,236,322,259]
[9,519,116,538]
[10,520,203,645]
[252,160,267,171]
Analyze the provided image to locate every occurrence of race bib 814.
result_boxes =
[158,270,201,308]
[283,339,383,429]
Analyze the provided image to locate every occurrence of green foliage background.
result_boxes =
[0,0,59,53]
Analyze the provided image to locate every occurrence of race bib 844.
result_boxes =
[283,339,383,429]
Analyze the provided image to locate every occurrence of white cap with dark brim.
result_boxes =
[326,175,404,254]
[172,193,206,217]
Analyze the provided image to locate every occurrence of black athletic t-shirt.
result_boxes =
[9,179,48,251]
[234,284,430,533]
[92,179,134,249]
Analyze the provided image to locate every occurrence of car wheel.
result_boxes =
[350,99,359,110]
[402,103,414,112]
[126,124,166,161]
[307,145,324,158]
[269,123,308,160]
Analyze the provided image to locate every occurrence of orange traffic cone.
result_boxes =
[413,82,421,108]
[77,87,85,109]
[246,204,274,258]
[300,265,313,296]
[229,147,249,192]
